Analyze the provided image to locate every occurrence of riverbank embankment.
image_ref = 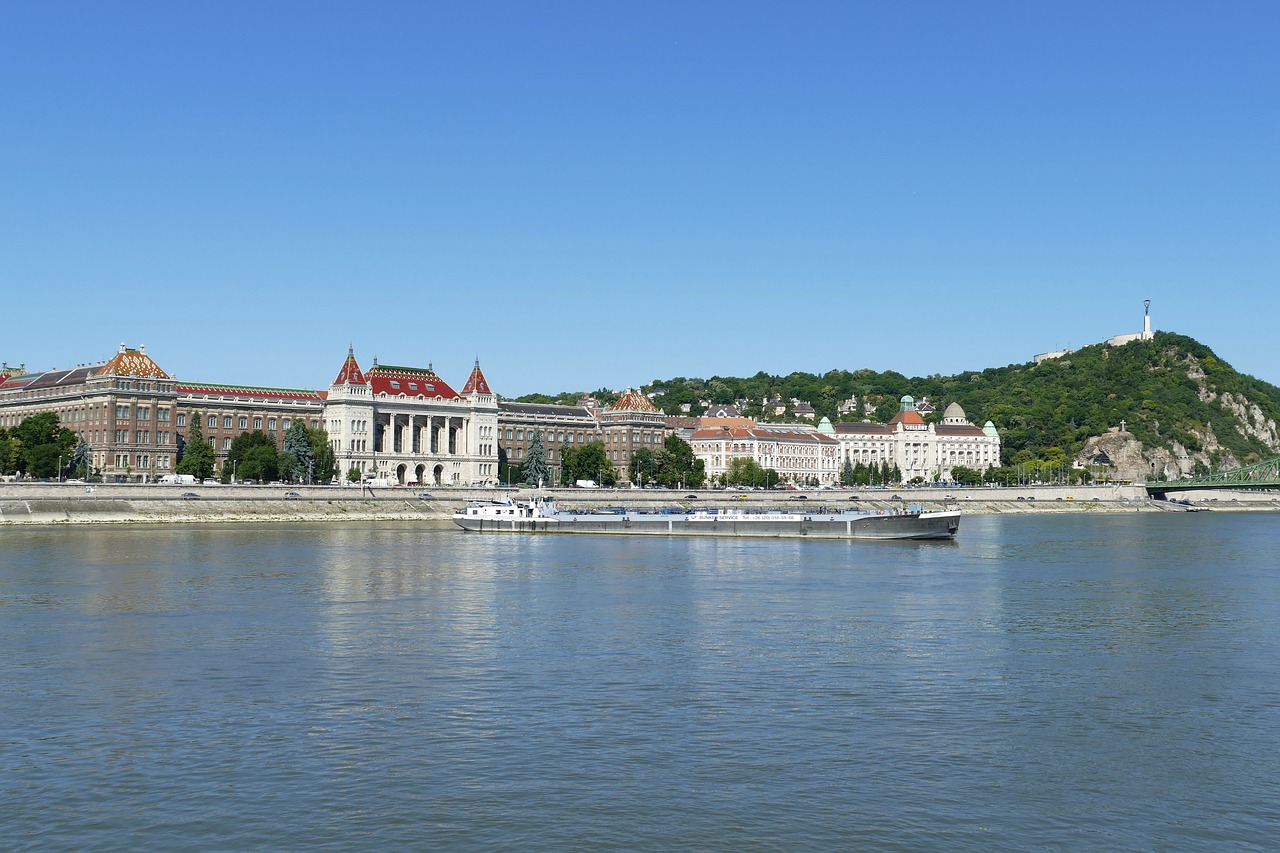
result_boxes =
[2,483,1277,525]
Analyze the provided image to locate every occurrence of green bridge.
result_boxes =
[1146,456,1280,494]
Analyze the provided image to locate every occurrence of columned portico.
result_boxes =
[325,353,500,487]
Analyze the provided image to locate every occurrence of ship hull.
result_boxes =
[454,509,960,540]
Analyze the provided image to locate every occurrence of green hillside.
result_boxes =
[630,332,1280,471]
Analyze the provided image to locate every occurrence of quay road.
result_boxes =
[2,480,1154,506]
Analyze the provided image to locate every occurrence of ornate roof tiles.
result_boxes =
[333,347,366,386]
[99,344,170,379]
[607,388,662,413]
[461,359,491,395]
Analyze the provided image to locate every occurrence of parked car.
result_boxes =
[180,492,200,500]
[284,491,302,500]
[685,495,699,500]
[418,492,434,500]
[789,494,808,500]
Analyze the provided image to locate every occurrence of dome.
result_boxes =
[943,402,966,423]
[899,395,915,411]
[983,420,999,437]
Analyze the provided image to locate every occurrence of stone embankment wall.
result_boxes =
[0,483,1275,525]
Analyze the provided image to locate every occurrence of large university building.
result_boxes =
[495,388,670,483]
[325,350,499,486]
[0,344,327,481]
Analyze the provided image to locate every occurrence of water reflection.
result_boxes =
[2,516,1279,850]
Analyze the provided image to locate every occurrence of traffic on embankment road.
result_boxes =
[2,482,1278,525]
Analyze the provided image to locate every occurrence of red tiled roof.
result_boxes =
[460,359,491,395]
[690,426,838,445]
[176,382,324,402]
[367,365,460,400]
[333,348,366,386]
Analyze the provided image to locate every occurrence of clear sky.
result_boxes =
[3,2,1276,397]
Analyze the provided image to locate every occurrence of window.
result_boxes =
[177,414,186,427]
[239,417,247,429]
[254,418,262,429]
[208,415,217,428]
[391,381,401,390]
[158,408,170,422]
[268,419,277,430]
[223,438,231,450]
[223,416,232,429]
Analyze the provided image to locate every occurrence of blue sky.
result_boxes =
[3,2,1276,397]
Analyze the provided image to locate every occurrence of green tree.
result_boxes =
[522,430,549,486]
[11,412,78,477]
[630,447,660,486]
[72,440,92,480]
[0,428,13,476]
[724,457,779,488]
[281,419,314,483]
[239,444,281,483]
[840,458,855,486]
[176,412,217,481]
[224,430,277,483]
[308,427,337,483]
[561,440,616,486]
[347,466,362,483]
[650,434,704,489]
[951,465,984,486]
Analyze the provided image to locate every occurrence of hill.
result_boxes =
[528,332,1278,482]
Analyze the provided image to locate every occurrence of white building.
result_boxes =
[689,423,842,485]
[833,396,1001,482]
[325,350,499,486]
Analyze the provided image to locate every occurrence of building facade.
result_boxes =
[689,424,842,485]
[175,382,326,473]
[0,344,179,481]
[833,396,1001,482]
[497,401,601,485]
[325,351,499,486]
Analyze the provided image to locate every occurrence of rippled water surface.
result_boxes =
[3,514,1279,851]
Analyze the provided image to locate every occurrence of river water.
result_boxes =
[2,513,1278,851]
